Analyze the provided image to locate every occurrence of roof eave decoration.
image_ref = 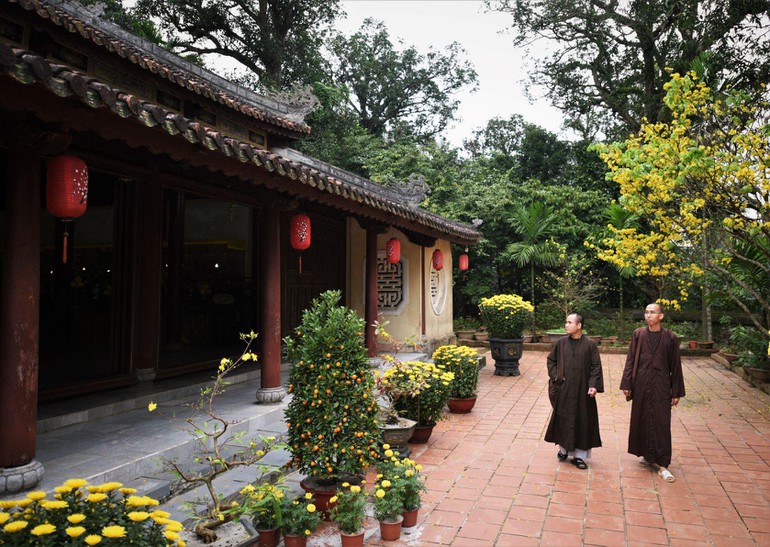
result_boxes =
[0,43,481,245]
[10,0,312,135]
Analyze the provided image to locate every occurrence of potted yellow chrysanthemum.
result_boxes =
[328,482,368,546]
[479,294,534,376]
[433,344,481,413]
[279,493,321,547]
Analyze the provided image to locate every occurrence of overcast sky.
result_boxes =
[337,1,569,147]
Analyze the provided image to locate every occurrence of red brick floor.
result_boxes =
[359,350,770,546]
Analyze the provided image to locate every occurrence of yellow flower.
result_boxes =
[55,486,72,494]
[384,450,394,458]
[375,489,386,498]
[165,520,184,532]
[31,523,56,535]
[66,526,87,538]
[85,535,102,545]
[329,496,338,503]
[350,485,361,493]
[64,479,88,489]
[151,510,172,518]
[165,530,180,541]
[0,501,20,509]
[120,487,138,495]
[382,444,390,450]
[67,514,86,524]
[3,520,28,533]
[128,511,151,522]
[381,480,391,488]
[148,402,158,412]
[0,513,9,525]
[26,491,46,501]
[98,482,123,492]
[306,504,316,513]
[101,525,126,538]
[86,493,107,503]
[305,529,311,536]
[304,493,313,500]
[41,500,68,509]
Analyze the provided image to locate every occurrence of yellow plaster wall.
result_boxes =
[346,219,454,350]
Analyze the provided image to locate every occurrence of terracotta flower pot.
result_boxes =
[402,508,419,528]
[283,534,308,547]
[256,527,281,547]
[339,529,365,547]
[408,424,434,444]
[379,515,404,541]
[448,396,477,414]
[688,340,698,349]
[300,477,338,521]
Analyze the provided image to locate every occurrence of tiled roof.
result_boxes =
[10,0,311,135]
[0,42,481,244]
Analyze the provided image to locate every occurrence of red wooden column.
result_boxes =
[0,149,45,493]
[365,227,379,357]
[256,201,286,403]
[132,175,162,382]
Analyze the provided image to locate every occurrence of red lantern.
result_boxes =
[386,238,401,264]
[458,253,469,271]
[290,213,311,273]
[432,249,444,271]
[46,155,89,264]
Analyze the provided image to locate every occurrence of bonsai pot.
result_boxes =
[455,329,475,340]
[748,367,770,383]
[696,340,714,349]
[380,417,417,457]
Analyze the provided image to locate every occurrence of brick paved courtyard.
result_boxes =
[369,350,770,546]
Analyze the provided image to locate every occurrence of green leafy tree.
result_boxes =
[132,0,341,89]
[489,0,770,137]
[327,19,478,140]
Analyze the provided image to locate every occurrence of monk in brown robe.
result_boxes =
[621,303,685,483]
[545,313,604,469]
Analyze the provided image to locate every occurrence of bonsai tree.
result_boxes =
[284,290,381,483]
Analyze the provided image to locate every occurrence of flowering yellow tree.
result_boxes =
[592,72,769,342]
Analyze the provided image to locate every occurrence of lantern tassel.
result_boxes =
[62,229,69,264]
[298,255,302,274]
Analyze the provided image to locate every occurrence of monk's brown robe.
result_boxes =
[545,336,604,452]
[620,327,685,468]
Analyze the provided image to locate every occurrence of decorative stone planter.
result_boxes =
[380,417,417,458]
[489,337,523,376]
[455,329,475,340]
[473,331,489,341]
[748,367,770,383]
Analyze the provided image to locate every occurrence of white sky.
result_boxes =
[337,0,569,146]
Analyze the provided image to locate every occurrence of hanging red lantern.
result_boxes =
[432,249,444,271]
[458,253,469,271]
[386,238,401,264]
[290,213,311,273]
[46,155,89,264]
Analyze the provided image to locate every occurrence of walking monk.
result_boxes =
[621,303,686,483]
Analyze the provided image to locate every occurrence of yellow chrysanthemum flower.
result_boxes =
[67,514,86,524]
[66,526,87,538]
[86,493,108,503]
[165,530,180,541]
[165,520,184,532]
[128,511,151,522]
[375,489,386,498]
[3,520,28,533]
[148,402,157,412]
[0,513,9,525]
[26,491,46,501]
[41,500,68,509]
[101,525,126,538]
[151,510,172,518]
[31,523,56,535]
[64,478,88,489]
[98,482,123,492]
[120,487,138,495]
[85,534,102,545]
[306,504,316,513]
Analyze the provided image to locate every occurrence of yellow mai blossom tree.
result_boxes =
[592,72,769,341]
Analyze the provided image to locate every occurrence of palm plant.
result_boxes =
[604,203,638,340]
[505,202,561,332]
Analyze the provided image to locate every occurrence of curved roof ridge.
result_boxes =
[12,0,311,134]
